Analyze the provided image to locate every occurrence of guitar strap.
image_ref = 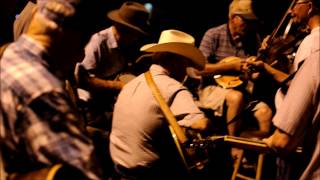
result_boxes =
[0,149,7,180]
[279,60,305,94]
[144,71,193,169]
[144,71,188,144]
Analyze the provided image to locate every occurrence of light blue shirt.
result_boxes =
[110,64,205,169]
[80,26,127,80]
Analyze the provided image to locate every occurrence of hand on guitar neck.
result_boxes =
[205,56,256,89]
[184,56,259,89]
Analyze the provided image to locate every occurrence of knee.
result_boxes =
[225,90,244,104]
[255,103,273,121]
[254,103,273,131]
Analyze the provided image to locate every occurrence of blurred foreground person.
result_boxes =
[0,0,108,179]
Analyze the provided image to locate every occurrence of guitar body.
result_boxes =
[214,75,244,89]
[214,56,244,89]
[168,126,209,172]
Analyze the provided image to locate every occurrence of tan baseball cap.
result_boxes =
[229,0,258,20]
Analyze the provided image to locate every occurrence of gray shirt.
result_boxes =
[109,64,205,169]
[273,48,320,179]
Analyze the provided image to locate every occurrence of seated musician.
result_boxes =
[197,0,273,158]
[76,2,151,131]
[109,29,212,179]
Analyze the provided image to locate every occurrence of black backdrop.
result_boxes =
[1,0,292,47]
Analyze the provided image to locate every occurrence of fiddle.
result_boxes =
[258,29,308,73]
[250,0,309,73]
[257,22,309,72]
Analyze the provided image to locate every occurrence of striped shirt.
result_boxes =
[80,26,127,79]
[199,23,259,63]
[0,35,101,179]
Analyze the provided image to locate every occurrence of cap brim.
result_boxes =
[141,42,206,70]
[238,13,258,20]
[107,10,149,35]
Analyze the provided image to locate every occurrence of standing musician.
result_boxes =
[247,0,320,179]
[196,0,273,159]
[247,0,320,110]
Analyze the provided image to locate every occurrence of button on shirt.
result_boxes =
[110,64,205,169]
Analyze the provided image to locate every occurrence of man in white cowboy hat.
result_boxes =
[197,0,273,155]
[109,29,211,179]
[76,1,151,131]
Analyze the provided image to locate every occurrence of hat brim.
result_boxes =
[238,13,258,20]
[141,42,206,70]
[107,10,149,35]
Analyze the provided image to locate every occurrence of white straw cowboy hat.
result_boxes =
[107,1,150,35]
[140,29,206,70]
[229,0,258,20]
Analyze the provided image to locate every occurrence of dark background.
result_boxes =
[106,0,292,45]
[1,0,292,47]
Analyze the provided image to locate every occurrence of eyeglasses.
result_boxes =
[295,1,311,5]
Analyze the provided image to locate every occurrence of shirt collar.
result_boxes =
[106,26,119,49]
[149,64,169,76]
[311,26,320,34]
[19,35,50,67]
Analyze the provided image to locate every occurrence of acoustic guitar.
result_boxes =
[213,56,246,89]
[144,71,209,172]
[183,57,246,90]
[168,126,209,171]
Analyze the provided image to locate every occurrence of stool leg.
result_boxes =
[231,150,244,180]
[255,154,265,180]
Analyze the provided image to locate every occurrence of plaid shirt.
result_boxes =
[81,26,127,79]
[199,24,260,63]
[0,35,101,179]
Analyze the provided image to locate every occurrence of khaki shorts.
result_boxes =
[197,85,228,117]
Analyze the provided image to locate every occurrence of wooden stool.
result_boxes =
[231,131,269,180]
[231,149,265,180]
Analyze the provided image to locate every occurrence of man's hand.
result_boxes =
[245,60,265,71]
[262,129,292,154]
[190,117,211,132]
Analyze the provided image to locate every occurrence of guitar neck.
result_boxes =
[206,135,302,153]
[224,136,270,153]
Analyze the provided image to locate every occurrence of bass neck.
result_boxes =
[200,135,303,154]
